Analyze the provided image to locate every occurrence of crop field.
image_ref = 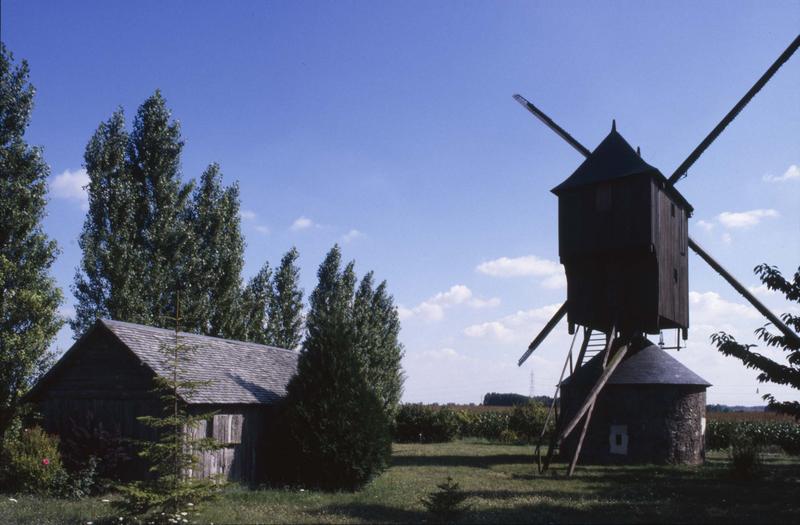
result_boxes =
[3,439,799,524]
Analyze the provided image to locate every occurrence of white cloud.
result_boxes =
[290,216,316,231]
[717,209,779,229]
[255,225,270,235]
[240,209,257,221]
[763,164,800,183]
[399,284,500,323]
[51,168,89,210]
[476,255,566,289]
[696,220,715,232]
[721,232,732,245]
[464,303,563,343]
[342,229,364,243]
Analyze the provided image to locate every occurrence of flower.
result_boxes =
[102,499,110,503]
[186,503,194,507]
[8,498,18,503]
[42,458,50,466]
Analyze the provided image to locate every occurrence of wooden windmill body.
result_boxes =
[514,34,800,476]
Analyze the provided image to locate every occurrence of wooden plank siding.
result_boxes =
[558,175,689,335]
[29,326,277,485]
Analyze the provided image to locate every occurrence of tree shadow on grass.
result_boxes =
[392,454,534,468]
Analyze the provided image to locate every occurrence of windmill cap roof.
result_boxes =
[562,338,711,387]
[551,127,693,212]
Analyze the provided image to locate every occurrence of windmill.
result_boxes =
[515,34,800,475]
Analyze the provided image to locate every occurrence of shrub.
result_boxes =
[421,477,471,521]
[394,404,459,443]
[730,432,762,480]
[460,410,510,440]
[509,402,549,443]
[707,420,800,455]
[0,426,66,494]
[278,315,391,490]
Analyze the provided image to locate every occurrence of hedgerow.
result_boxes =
[706,420,800,454]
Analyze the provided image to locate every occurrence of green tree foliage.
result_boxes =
[241,262,272,345]
[72,92,245,339]
[711,264,800,419]
[266,247,304,350]
[0,44,63,442]
[116,307,221,521]
[281,299,391,490]
[353,272,405,417]
[184,164,244,338]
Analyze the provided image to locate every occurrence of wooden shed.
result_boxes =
[25,319,298,484]
[552,125,693,335]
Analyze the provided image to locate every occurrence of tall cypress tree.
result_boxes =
[0,45,63,440]
[279,247,390,489]
[241,262,272,345]
[267,247,304,350]
[184,164,244,338]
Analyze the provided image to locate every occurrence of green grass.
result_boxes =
[2,439,799,524]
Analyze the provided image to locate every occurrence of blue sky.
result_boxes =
[4,0,799,405]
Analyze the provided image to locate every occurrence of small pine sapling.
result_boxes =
[421,476,472,521]
[116,297,223,522]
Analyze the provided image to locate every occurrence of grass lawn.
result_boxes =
[2,439,799,524]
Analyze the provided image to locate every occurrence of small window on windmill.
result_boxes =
[671,202,676,217]
[673,268,679,284]
[609,424,628,455]
[595,184,612,212]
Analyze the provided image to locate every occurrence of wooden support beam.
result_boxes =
[568,398,596,476]
[689,237,800,347]
[558,343,629,442]
[518,302,568,366]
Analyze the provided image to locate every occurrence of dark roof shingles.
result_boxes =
[102,319,298,405]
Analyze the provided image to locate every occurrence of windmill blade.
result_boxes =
[668,34,800,185]
[689,237,800,346]
[513,95,592,158]
[519,302,568,366]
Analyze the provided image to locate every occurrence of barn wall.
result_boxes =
[186,404,276,485]
[31,328,278,484]
[561,383,706,465]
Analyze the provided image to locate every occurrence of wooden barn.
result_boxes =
[25,319,298,484]
[560,336,710,465]
[551,124,693,336]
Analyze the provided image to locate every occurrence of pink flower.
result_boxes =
[42,458,50,466]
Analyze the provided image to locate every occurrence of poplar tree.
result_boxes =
[127,91,192,325]
[72,110,149,334]
[266,247,304,350]
[353,273,405,418]
[0,44,63,441]
[184,164,244,338]
[241,262,272,345]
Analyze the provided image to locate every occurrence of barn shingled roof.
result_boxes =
[551,126,693,213]
[102,319,298,404]
[561,338,710,387]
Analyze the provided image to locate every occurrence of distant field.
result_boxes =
[707,411,797,422]
[3,439,799,524]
